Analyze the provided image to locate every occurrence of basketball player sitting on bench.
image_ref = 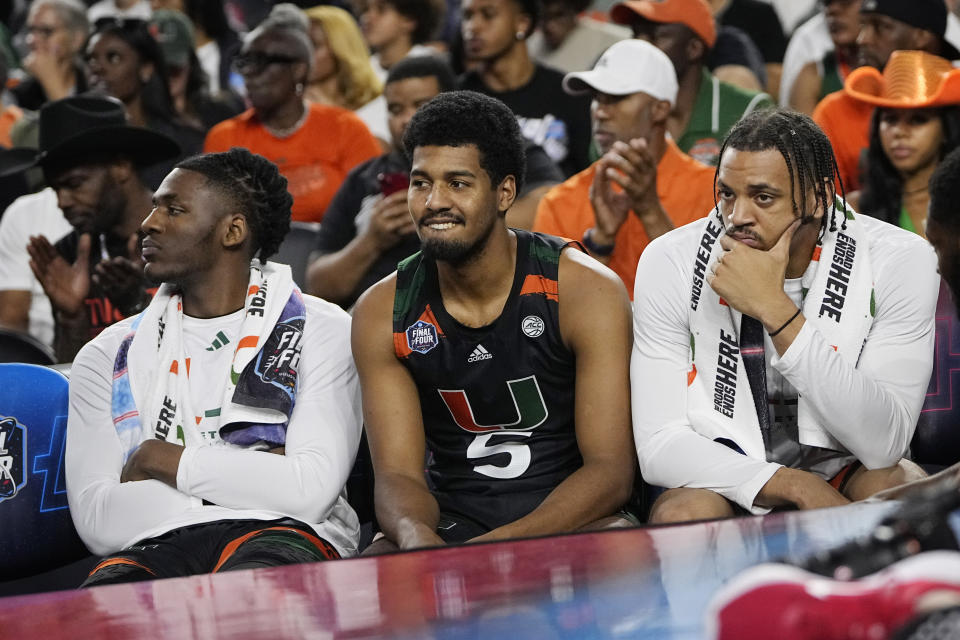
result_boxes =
[352,91,636,551]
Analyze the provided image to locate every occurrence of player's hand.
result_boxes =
[120,439,184,487]
[27,233,92,318]
[709,219,801,323]
[94,233,146,315]
[396,520,445,550]
[589,138,659,245]
[758,467,851,510]
[362,191,416,251]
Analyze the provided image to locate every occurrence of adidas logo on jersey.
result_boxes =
[467,344,493,363]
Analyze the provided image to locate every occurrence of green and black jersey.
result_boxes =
[392,229,583,532]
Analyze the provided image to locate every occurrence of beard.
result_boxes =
[420,217,496,267]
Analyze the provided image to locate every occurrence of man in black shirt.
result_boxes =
[309,56,562,308]
[5,96,180,362]
[457,0,591,176]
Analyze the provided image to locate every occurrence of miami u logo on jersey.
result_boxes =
[437,376,548,479]
[438,375,548,433]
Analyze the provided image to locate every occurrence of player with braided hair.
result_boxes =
[67,149,363,585]
[175,149,292,261]
[713,109,847,234]
[631,106,939,524]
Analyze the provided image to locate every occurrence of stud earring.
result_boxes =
[515,30,524,40]
[295,82,304,96]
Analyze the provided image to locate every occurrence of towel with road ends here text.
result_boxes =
[685,202,874,462]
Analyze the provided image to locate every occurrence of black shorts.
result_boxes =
[83,518,340,587]
[435,511,490,543]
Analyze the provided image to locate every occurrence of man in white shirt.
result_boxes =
[631,108,938,523]
[68,148,362,585]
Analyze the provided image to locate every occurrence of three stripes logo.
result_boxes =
[467,344,493,363]
[206,330,231,352]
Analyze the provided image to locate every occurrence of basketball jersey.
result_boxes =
[392,230,582,531]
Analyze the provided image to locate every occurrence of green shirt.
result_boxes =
[899,205,918,234]
[677,69,775,167]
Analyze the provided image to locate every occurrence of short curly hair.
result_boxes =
[175,149,292,260]
[402,90,526,192]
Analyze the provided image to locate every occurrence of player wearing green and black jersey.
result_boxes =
[352,91,636,552]
[392,230,582,536]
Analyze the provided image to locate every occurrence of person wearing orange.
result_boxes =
[812,0,959,192]
[532,39,715,295]
[844,51,960,239]
[204,8,381,223]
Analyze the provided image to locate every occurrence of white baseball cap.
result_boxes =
[562,39,679,106]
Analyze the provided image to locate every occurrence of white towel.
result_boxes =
[115,261,301,459]
[686,204,875,460]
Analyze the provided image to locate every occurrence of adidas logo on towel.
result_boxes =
[467,344,493,363]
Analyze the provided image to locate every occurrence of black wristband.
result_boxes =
[582,228,615,256]
[768,307,802,337]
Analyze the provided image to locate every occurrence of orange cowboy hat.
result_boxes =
[845,50,960,109]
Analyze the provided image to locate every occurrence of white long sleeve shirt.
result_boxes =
[66,294,363,557]
[631,215,938,511]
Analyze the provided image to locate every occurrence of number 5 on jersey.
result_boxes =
[438,376,548,479]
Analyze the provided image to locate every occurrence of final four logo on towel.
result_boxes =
[406,319,439,354]
[255,318,304,405]
[0,417,26,502]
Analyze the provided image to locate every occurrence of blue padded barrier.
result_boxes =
[0,364,88,579]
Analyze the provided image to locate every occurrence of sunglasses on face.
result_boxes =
[232,52,300,75]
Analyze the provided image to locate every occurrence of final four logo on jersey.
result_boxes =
[406,319,439,354]
[0,416,26,502]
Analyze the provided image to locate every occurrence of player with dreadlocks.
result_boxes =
[712,109,847,235]
[630,107,940,524]
[66,148,363,585]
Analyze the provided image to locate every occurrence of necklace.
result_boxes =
[264,101,309,138]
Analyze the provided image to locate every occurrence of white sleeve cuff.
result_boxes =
[733,462,782,515]
[175,445,199,494]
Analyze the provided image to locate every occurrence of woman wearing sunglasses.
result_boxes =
[203,6,382,224]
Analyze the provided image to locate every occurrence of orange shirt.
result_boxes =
[203,103,381,223]
[0,104,22,147]
[813,89,873,193]
[532,138,716,296]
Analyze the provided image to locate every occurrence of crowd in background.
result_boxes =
[5,0,960,593]
[2,0,960,346]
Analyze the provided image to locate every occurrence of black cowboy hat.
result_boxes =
[0,96,181,178]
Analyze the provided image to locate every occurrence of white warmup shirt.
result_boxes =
[631,214,938,512]
[66,294,363,556]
